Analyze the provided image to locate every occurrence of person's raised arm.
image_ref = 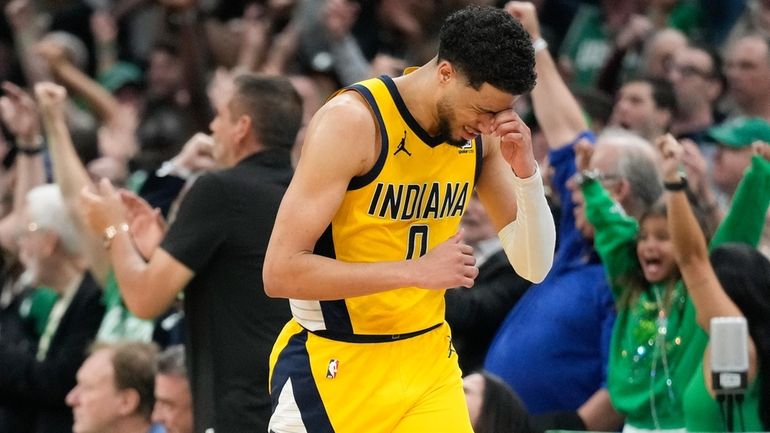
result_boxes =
[36,41,122,128]
[506,1,587,149]
[576,140,641,294]
[710,142,770,248]
[263,93,479,299]
[323,0,372,86]
[660,133,759,387]
[0,82,45,254]
[260,22,300,76]
[659,134,741,328]
[35,82,113,285]
[234,4,270,72]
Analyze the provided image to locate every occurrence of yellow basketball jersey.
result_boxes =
[290,75,482,335]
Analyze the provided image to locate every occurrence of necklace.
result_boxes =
[649,283,677,430]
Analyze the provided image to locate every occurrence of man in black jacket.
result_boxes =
[0,184,103,433]
[81,73,301,433]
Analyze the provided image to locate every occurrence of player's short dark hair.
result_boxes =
[230,74,304,150]
[438,6,536,95]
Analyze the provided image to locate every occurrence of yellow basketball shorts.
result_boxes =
[267,320,473,433]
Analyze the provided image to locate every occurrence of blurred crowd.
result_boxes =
[0,0,769,432]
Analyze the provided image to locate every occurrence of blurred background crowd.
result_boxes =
[1,0,770,432]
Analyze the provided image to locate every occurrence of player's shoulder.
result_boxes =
[317,91,374,128]
[305,91,378,148]
[299,90,380,175]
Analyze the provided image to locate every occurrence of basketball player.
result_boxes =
[263,5,555,433]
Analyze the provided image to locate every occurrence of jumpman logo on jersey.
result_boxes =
[393,131,411,156]
[447,337,456,359]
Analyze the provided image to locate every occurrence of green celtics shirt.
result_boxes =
[96,272,154,342]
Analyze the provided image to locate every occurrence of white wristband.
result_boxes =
[156,160,192,179]
[532,37,548,53]
[498,167,555,283]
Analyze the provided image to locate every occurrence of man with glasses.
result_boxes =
[667,44,725,143]
[568,128,663,241]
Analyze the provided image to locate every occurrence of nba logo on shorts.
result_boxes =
[326,359,339,379]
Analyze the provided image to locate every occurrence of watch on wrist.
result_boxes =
[574,169,601,186]
[16,135,45,155]
[103,223,129,250]
[156,160,193,179]
[663,177,688,191]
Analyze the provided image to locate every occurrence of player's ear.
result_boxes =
[437,61,455,85]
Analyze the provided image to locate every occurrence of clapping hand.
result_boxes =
[80,178,127,237]
[120,190,165,260]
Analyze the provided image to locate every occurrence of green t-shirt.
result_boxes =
[683,363,763,432]
[559,5,612,90]
[96,272,154,343]
[681,154,770,433]
[582,155,770,429]
[584,181,708,429]
[667,0,705,40]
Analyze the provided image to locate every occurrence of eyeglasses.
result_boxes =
[668,64,715,79]
[571,169,621,187]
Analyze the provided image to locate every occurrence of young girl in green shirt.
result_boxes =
[663,135,770,432]
[578,134,770,431]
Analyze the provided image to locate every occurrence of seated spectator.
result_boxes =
[0,184,104,433]
[66,341,160,433]
[463,370,535,433]
[153,345,193,433]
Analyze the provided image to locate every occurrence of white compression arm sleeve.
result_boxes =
[498,167,556,283]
